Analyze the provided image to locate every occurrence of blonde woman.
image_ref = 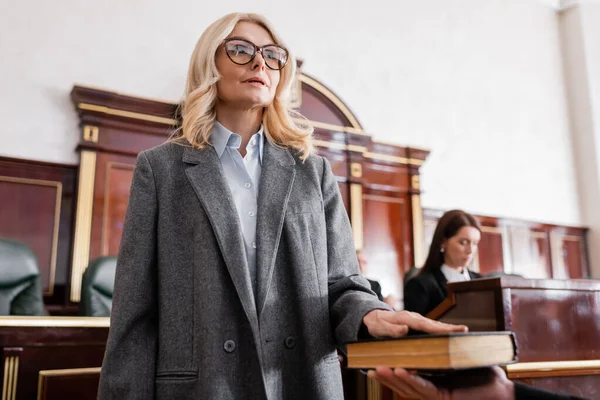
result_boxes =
[98,13,465,399]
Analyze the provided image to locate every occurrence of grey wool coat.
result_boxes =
[98,138,391,400]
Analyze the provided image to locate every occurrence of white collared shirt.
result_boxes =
[441,264,471,283]
[211,121,264,293]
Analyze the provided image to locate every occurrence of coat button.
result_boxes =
[223,340,236,353]
[284,336,296,349]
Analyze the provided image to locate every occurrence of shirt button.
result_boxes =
[248,211,255,217]
[252,242,257,249]
[244,182,252,189]
[251,139,256,146]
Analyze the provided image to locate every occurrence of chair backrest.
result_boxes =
[80,257,117,317]
[0,238,45,315]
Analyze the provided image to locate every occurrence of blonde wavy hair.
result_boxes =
[178,12,314,160]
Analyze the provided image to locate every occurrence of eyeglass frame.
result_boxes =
[221,37,289,71]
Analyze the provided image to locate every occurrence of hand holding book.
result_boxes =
[367,366,515,400]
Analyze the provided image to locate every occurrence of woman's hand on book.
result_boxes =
[362,310,468,338]
[367,366,515,400]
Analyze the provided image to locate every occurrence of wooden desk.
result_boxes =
[0,317,107,400]
[429,277,600,398]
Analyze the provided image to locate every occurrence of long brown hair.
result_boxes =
[420,210,481,274]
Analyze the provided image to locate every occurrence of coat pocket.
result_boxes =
[156,371,197,381]
[155,373,198,399]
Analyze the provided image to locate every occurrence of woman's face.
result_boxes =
[215,22,281,110]
[442,226,481,269]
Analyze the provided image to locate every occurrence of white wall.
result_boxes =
[0,0,581,225]
[560,2,600,277]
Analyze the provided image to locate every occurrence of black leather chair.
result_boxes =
[0,238,45,315]
[80,256,117,317]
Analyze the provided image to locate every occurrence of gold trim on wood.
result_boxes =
[39,367,101,377]
[365,152,425,166]
[83,125,99,143]
[481,226,503,233]
[550,231,567,279]
[366,377,381,400]
[71,151,97,302]
[101,162,135,256]
[298,74,362,130]
[293,118,368,135]
[347,144,368,153]
[0,176,62,296]
[312,140,347,152]
[350,184,364,250]
[350,163,363,178]
[506,360,600,379]
[312,141,423,167]
[373,139,430,153]
[78,103,178,126]
[289,71,303,108]
[412,194,425,268]
[363,194,404,204]
[2,356,19,400]
[530,231,548,240]
[562,234,582,242]
[312,140,367,154]
[0,316,109,328]
[411,175,421,190]
[38,367,102,400]
[364,151,408,164]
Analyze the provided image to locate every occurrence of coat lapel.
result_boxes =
[255,140,296,316]
[182,146,259,333]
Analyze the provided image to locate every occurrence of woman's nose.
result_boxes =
[252,50,266,70]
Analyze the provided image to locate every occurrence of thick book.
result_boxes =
[345,331,517,370]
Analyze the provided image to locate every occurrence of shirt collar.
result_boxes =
[211,121,264,162]
[441,264,471,282]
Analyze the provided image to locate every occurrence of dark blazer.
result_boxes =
[98,139,390,400]
[404,267,481,316]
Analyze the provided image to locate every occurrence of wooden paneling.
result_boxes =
[101,162,134,256]
[563,236,587,279]
[362,190,409,300]
[515,375,600,399]
[0,317,108,400]
[0,157,77,308]
[432,277,600,399]
[509,227,552,278]
[69,84,429,309]
[0,179,59,290]
[38,367,100,400]
[478,228,505,275]
[423,209,589,279]
[89,155,137,262]
[298,78,355,128]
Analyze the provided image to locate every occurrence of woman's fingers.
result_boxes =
[385,311,468,334]
[363,310,467,339]
[393,368,450,400]
[367,367,420,398]
[369,367,451,399]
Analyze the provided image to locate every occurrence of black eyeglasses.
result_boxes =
[222,38,289,71]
